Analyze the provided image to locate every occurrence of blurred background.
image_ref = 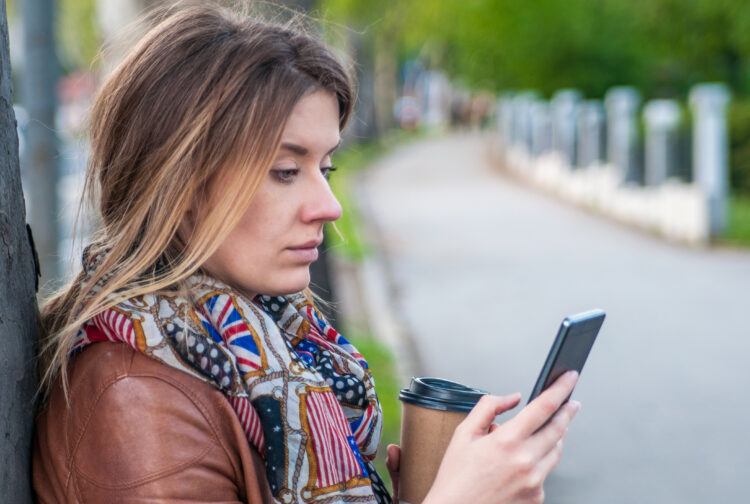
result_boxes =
[7,0,750,502]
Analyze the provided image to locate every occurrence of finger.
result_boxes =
[510,371,578,438]
[386,444,400,472]
[527,400,580,458]
[534,436,566,482]
[462,393,521,436]
[386,444,400,501]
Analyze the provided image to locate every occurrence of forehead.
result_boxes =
[280,90,340,150]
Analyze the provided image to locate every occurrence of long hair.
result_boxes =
[40,1,354,398]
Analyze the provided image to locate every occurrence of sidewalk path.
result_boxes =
[355,132,750,504]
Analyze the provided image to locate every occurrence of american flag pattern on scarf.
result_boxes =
[74,269,391,504]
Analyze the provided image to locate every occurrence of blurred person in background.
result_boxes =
[31,2,580,503]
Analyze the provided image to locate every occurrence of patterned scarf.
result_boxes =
[74,252,392,504]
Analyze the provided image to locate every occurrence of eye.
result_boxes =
[271,167,299,184]
[320,165,337,180]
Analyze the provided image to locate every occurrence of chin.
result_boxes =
[263,269,311,297]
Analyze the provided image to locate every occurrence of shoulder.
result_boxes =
[35,343,270,503]
[65,343,237,458]
[69,342,233,436]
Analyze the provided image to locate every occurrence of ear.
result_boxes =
[176,205,197,245]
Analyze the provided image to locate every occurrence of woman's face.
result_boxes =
[201,89,343,296]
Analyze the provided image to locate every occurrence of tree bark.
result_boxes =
[0,0,40,502]
[21,0,60,287]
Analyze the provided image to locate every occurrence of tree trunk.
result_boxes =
[374,33,397,136]
[21,0,60,287]
[0,1,40,501]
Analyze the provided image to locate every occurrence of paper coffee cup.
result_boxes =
[398,377,487,504]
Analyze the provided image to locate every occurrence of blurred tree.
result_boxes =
[635,0,750,97]
[0,0,40,501]
[729,101,750,194]
[319,0,401,135]
[58,0,99,72]
[320,0,750,100]
[8,0,100,74]
[320,0,750,197]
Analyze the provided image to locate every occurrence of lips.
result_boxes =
[286,240,322,263]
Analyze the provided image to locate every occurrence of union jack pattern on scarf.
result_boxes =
[74,268,390,504]
[197,292,267,378]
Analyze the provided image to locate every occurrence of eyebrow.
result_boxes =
[280,140,341,157]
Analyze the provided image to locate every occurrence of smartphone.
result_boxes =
[527,309,605,405]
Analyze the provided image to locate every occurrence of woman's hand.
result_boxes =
[423,371,580,504]
[385,444,401,502]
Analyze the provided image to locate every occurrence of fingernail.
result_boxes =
[570,400,581,412]
[566,370,579,382]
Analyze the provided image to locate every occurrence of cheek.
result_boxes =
[229,186,293,254]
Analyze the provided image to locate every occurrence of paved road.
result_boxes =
[355,133,750,504]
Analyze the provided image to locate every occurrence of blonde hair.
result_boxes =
[40,1,354,397]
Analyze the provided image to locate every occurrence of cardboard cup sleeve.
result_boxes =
[397,377,487,504]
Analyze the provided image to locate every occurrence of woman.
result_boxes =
[33,3,580,503]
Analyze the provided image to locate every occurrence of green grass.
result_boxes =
[722,195,750,246]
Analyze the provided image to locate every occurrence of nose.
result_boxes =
[300,172,343,224]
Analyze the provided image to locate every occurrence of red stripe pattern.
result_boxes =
[306,390,364,487]
[351,404,375,447]
[229,395,266,453]
[90,308,136,347]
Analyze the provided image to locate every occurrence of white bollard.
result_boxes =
[605,86,642,183]
[530,100,552,157]
[551,89,582,167]
[643,99,682,186]
[496,94,514,152]
[511,92,538,155]
[689,83,731,237]
[576,100,606,168]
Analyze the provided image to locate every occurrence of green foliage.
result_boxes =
[729,100,750,196]
[318,0,750,99]
[319,0,750,196]
[7,0,100,73]
[58,0,100,72]
[723,195,750,245]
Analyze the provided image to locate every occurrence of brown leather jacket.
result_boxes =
[33,342,274,503]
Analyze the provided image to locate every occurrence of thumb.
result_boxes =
[386,444,400,472]
[462,393,521,435]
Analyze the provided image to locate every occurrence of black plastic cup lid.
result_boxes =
[399,377,487,413]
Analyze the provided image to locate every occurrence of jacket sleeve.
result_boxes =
[70,373,254,503]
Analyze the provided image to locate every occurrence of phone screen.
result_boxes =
[527,309,605,405]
